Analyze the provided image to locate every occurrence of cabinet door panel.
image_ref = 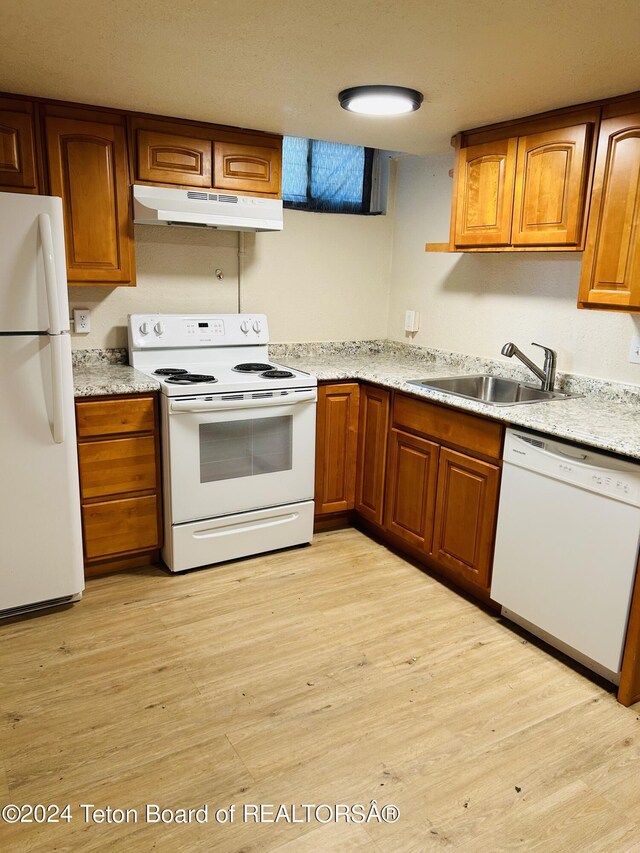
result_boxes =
[0,101,39,192]
[384,429,439,553]
[453,138,517,247]
[579,112,640,310]
[355,385,390,526]
[214,141,281,195]
[45,115,134,285]
[512,124,591,246]
[432,448,500,590]
[137,129,212,187]
[315,384,359,514]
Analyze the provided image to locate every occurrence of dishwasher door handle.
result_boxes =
[512,433,590,465]
[547,446,589,462]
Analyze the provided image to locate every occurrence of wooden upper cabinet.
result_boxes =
[452,138,517,247]
[130,117,282,197]
[355,384,390,527]
[213,140,281,196]
[315,383,360,515]
[512,124,591,246]
[137,129,212,187]
[0,97,39,193]
[449,111,597,251]
[43,108,135,286]
[578,104,640,312]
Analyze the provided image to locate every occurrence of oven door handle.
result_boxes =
[169,389,317,414]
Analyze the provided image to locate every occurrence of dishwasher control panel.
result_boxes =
[505,429,640,507]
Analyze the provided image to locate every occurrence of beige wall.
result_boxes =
[387,154,640,385]
[69,154,640,387]
[69,208,393,349]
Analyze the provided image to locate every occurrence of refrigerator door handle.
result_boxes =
[38,213,63,335]
[50,335,65,444]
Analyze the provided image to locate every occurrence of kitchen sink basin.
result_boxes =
[407,374,576,406]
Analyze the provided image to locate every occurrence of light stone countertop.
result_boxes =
[270,342,640,461]
[73,364,160,397]
[72,342,640,460]
[73,349,160,397]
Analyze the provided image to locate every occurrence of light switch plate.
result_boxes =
[405,310,420,333]
[629,334,640,364]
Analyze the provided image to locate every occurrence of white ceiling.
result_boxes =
[2,0,639,155]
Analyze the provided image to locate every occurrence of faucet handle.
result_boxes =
[531,342,557,361]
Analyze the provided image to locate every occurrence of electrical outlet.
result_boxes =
[73,309,91,334]
[629,334,640,364]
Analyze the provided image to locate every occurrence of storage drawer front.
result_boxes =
[76,396,156,437]
[78,435,157,499]
[393,394,503,459]
[83,495,159,559]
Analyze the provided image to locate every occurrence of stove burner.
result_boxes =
[262,369,295,379]
[154,368,189,376]
[165,373,218,385]
[233,362,274,373]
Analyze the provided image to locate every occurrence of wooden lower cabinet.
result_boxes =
[315,383,360,516]
[355,384,390,526]
[432,447,500,589]
[76,393,162,576]
[378,394,503,596]
[384,429,439,552]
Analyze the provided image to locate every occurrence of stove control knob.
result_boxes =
[240,320,251,334]
[252,320,262,334]
[154,321,164,336]
[139,322,150,336]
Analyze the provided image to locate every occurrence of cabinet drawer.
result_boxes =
[78,435,157,499]
[82,495,159,559]
[76,396,156,438]
[393,394,503,460]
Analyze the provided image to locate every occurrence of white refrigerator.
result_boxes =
[0,191,84,615]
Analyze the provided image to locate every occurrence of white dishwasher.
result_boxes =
[491,428,640,683]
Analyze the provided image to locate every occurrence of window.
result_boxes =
[282,136,376,214]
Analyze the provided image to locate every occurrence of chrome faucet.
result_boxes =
[501,342,557,392]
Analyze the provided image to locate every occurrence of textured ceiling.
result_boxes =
[1,0,639,155]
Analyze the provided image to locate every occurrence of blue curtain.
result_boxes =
[282,136,369,213]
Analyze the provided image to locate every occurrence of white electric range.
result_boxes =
[129,313,317,572]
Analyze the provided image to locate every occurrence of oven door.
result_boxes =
[164,388,317,523]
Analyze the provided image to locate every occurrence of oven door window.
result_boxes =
[199,415,292,483]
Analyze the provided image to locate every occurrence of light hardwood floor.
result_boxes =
[1,529,640,852]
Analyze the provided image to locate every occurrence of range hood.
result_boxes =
[133,185,283,232]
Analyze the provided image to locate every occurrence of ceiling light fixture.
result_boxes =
[338,85,423,116]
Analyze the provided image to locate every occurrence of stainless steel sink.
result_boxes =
[407,374,576,406]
